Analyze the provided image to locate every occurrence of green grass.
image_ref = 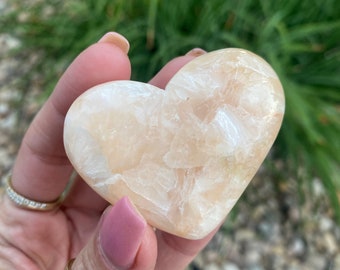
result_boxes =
[2,0,340,220]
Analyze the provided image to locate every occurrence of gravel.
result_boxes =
[1,1,339,269]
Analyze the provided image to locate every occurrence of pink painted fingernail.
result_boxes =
[98,32,130,54]
[99,197,146,269]
[185,48,207,57]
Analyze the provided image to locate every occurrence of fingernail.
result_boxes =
[99,197,146,269]
[185,48,207,57]
[98,32,130,54]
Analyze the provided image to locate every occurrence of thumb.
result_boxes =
[70,197,157,270]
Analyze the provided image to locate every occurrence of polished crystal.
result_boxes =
[64,48,285,239]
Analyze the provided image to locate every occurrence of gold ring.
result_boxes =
[65,258,76,269]
[4,174,63,211]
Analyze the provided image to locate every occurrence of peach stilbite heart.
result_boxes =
[63,48,285,239]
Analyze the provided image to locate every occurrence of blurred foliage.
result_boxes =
[1,0,340,220]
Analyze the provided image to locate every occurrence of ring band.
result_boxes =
[65,258,75,270]
[4,175,63,211]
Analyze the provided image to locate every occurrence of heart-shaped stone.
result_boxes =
[64,48,284,239]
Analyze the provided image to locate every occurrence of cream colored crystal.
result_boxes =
[64,48,285,239]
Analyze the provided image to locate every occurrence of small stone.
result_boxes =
[235,229,255,242]
[286,264,302,270]
[305,254,327,269]
[205,263,220,270]
[245,265,264,270]
[257,221,273,239]
[312,178,325,197]
[268,253,285,269]
[334,253,340,269]
[245,249,261,265]
[288,237,306,257]
[0,104,9,118]
[323,232,338,254]
[319,216,334,232]
[0,113,16,130]
[0,34,20,53]
[0,1,6,11]
[64,48,285,239]
[222,262,240,270]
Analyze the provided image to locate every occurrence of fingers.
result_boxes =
[70,197,157,270]
[148,48,206,89]
[11,32,131,202]
[69,198,219,270]
[155,227,220,270]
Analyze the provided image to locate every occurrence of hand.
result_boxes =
[0,32,218,269]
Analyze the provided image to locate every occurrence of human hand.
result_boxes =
[0,32,219,270]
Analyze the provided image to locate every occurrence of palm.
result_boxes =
[1,176,105,269]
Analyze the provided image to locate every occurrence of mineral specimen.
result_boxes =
[63,48,285,239]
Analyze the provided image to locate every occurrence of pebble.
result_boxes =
[334,253,340,269]
[205,263,220,270]
[245,248,262,265]
[312,178,325,197]
[0,33,20,52]
[245,265,265,270]
[235,229,255,242]
[323,232,338,254]
[222,262,240,270]
[305,255,327,269]
[0,1,5,11]
[257,221,273,239]
[288,237,306,257]
[0,113,16,129]
[319,216,334,232]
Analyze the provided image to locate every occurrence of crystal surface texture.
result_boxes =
[64,48,285,239]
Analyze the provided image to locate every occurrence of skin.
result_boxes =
[0,35,219,270]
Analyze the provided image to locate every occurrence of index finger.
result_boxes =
[11,33,131,202]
